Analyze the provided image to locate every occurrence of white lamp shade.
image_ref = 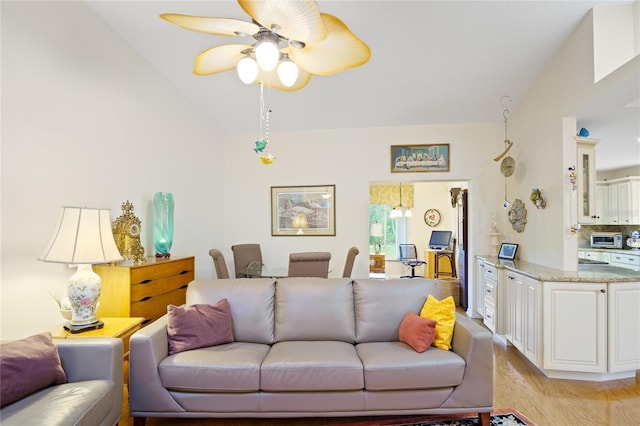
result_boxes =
[277,59,299,87]
[389,208,402,218]
[255,39,280,71]
[40,206,122,264]
[404,209,413,217]
[370,222,383,237]
[237,56,259,84]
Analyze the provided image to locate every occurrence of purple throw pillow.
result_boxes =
[167,299,234,355]
[0,332,67,407]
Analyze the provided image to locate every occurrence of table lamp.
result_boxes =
[370,222,383,254]
[39,206,123,333]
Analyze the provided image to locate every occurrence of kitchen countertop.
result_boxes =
[477,255,640,283]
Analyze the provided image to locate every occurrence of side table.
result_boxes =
[50,317,144,359]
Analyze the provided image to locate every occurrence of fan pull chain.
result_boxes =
[253,81,275,164]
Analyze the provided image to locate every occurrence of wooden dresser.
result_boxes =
[94,256,195,325]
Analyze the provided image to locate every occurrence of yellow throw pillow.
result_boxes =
[419,295,456,350]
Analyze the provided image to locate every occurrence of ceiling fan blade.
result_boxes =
[194,44,253,75]
[238,0,327,43]
[289,14,370,75]
[257,68,312,92]
[160,14,259,37]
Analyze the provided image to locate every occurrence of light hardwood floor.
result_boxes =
[120,319,640,426]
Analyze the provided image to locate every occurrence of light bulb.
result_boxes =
[237,56,258,84]
[255,38,280,71]
[277,58,299,87]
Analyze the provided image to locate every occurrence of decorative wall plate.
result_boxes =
[424,208,442,227]
[508,199,527,233]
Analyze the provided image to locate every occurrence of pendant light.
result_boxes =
[390,183,411,218]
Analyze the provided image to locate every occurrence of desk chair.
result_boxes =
[434,238,457,278]
[399,244,426,278]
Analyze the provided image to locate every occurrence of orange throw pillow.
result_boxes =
[399,311,437,352]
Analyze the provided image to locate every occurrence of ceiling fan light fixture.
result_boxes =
[277,56,299,87]
[237,55,259,84]
[255,32,280,71]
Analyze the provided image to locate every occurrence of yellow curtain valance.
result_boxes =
[369,184,414,208]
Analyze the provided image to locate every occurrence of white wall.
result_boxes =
[1,1,223,339]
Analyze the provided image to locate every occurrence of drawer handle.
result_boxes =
[600,289,606,294]
[180,284,188,289]
[486,313,492,319]
[179,270,190,275]
[140,279,152,284]
[140,296,153,302]
[486,289,492,294]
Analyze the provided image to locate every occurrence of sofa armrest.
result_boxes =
[55,337,123,425]
[128,315,184,414]
[55,338,123,385]
[443,313,494,408]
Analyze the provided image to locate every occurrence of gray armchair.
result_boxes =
[231,243,263,278]
[208,248,230,279]
[288,252,331,278]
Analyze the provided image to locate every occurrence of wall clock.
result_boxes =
[424,209,442,227]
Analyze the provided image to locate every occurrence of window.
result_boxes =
[369,204,408,258]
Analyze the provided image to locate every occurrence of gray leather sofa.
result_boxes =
[129,278,494,425]
[1,338,123,426]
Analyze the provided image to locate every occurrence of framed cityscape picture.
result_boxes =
[390,144,450,173]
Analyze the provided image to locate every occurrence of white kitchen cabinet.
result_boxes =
[608,282,640,372]
[576,137,599,224]
[543,282,607,373]
[595,182,608,224]
[610,252,640,271]
[504,270,541,365]
[482,263,499,333]
[475,259,485,317]
[596,177,640,225]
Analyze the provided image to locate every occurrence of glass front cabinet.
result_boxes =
[576,137,600,224]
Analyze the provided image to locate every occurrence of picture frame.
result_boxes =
[271,185,336,236]
[498,243,519,260]
[390,144,450,173]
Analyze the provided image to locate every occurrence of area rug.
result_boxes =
[336,409,536,426]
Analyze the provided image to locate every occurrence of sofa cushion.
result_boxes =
[420,295,456,350]
[186,279,275,344]
[167,299,234,355]
[0,380,114,425]
[399,311,437,352]
[261,341,364,391]
[274,278,355,343]
[354,279,438,343]
[0,333,67,407]
[356,341,465,391]
[159,342,271,392]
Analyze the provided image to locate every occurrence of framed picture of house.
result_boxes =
[390,144,450,173]
[271,185,336,236]
[498,243,519,260]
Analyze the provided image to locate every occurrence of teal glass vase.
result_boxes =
[153,192,174,258]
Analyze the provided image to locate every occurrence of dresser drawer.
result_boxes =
[129,257,194,284]
[131,287,188,324]
[131,271,194,301]
[483,302,496,333]
[610,253,640,270]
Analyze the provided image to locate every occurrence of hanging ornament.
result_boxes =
[253,82,275,164]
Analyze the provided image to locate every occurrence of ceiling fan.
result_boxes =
[160,0,371,91]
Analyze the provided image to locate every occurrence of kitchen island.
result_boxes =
[476,256,640,381]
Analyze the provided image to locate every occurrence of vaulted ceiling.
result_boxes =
[86,1,639,171]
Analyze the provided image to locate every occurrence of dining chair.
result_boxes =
[231,243,263,278]
[208,249,230,279]
[288,252,331,278]
[342,246,359,278]
[398,244,426,278]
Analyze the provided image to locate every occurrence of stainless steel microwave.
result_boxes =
[590,232,623,249]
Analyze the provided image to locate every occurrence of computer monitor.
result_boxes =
[429,230,452,250]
